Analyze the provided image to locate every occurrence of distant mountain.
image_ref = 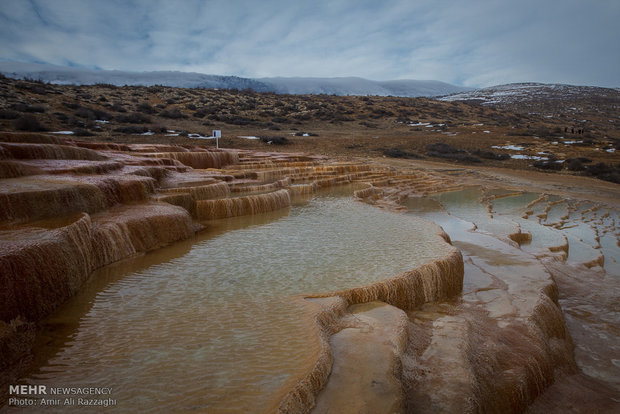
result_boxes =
[258,76,470,97]
[439,82,620,105]
[0,62,470,97]
[0,62,271,91]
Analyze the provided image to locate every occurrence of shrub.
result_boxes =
[13,115,47,131]
[54,112,69,121]
[114,125,149,134]
[533,160,563,171]
[63,102,80,110]
[427,151,481,163]
[136,102,156,114]
[382,148,423,159]
[15,80,49,94]
[159,108,188,119]
[359,121,378,128]
[472,150,510,160]
[426,142,480,163]
[293,113,312,121]
[259,136,289,145]
[111,103,127,113]
[75,107,95,119]
[73,128,95,136]
[0,109,20,119]
[586,162,612,176]
[583,163,620,183]
[427,143,462,154]
[565,158,589,171]
[74,106,111,120]
[93,109,112,120]
[116,112,151,123]
[11,103,45,113]
[226,115,253,125]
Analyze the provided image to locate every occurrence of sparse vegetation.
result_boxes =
[0,75,617,182]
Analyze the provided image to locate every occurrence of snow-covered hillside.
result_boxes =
[0,62,469,97]
[439,82,619,105]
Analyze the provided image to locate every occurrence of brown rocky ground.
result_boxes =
[1,75,618,182]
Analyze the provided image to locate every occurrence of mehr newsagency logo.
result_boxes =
[8,384,116,408]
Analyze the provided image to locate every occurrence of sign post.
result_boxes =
[213,130,222,148]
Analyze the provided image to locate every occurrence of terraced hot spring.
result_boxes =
[14,189,452,413]
[403,186,620,401]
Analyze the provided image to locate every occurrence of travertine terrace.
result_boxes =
[1,131,618,412]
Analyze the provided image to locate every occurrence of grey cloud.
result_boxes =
[0,0,617,87]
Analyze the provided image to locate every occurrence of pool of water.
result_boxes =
[15,191,451,413]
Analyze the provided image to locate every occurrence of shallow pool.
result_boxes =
[19,192,450,413]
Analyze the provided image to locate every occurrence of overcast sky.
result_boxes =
[0,0,618,87]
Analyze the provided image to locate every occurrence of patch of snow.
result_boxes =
[95,119,109,124]
[483,130,490,133]
[606,148,616,153]
[165,134,179,137]
[511,154,548,160]
[51,131,74,135]
[237,136,260,140]
[409,122,430,126]
[492,145,524,150]
[188,133,213,139]
[563,140,583,144]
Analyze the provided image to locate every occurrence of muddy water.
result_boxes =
[11,190,451,413]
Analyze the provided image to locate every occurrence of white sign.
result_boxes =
[212,130,222,148]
